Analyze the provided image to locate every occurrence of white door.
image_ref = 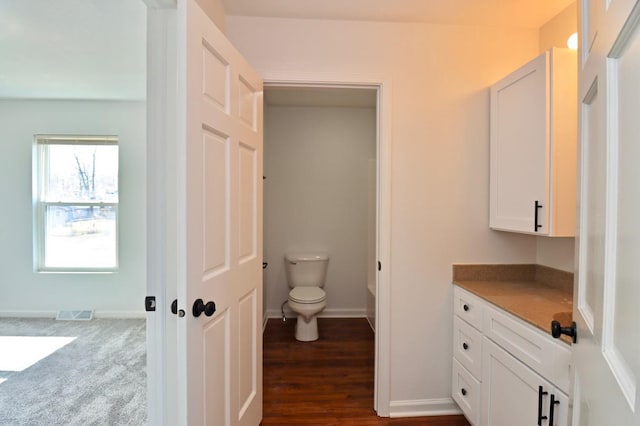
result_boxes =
[176,0,263,425]
[573,0,640,424]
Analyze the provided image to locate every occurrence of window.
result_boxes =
[34,135,119,272]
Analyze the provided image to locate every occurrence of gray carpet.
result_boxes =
[0,318,146,425]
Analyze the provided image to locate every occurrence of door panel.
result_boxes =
[203,130,230,275]
[576,78,604,334]
[238,142,257,262]
[603,13,640,408]
[573,0,640,423]
[203,313,230,426]
[178,0,263,425]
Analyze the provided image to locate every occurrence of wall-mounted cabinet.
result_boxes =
[489,48,577,236]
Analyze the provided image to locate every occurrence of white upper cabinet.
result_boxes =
[489,48,577,236]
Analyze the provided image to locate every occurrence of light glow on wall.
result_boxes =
[567,32,578,50]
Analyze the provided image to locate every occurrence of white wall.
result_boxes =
[536,2,578,273]
[195,0,226,33]
[264,105,376,317]
[226,17,539,410]
[0,100,146,317]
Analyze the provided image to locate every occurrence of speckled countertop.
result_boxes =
[453,264,574,345]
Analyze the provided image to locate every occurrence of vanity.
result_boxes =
[451,264,573,426]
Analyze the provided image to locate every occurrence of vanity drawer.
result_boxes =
[452,358,480,426]
[483,304,571,393]
[453,286,484,330]
[453,315,483,379]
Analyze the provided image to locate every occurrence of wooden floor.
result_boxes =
[262,318,470,426]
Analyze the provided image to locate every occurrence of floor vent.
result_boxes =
[56,310,94,321]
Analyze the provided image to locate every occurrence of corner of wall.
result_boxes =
[538,2,578,52]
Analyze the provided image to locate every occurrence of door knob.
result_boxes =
[551,320,577,343]
[171,299,178,315]
[192,298,216,317]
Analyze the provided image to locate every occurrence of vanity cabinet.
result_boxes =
[489,48,577,236]
[452,286,570,426]
[482,338,569,426]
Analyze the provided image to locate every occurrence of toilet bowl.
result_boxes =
[285,254,329,342]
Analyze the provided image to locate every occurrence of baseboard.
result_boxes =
[0,310,146,319]
[389,398,462,418]
[0,310,57,318]
[266,308,367,319]
[93,311,147,319]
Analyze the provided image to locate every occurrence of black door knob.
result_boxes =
[171,299,178,315]
[551,320,577,343]
[192,298,216,317]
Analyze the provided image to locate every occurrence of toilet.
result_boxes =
[285,253,329,342]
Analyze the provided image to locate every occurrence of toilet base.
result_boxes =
[295,315,319,341]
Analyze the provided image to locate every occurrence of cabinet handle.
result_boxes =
[534,200,543,232]
[462,342,469,350]
[549,394,560,425]
[463,304,470,312]
[538,386,548,425]
[461,388,467,396]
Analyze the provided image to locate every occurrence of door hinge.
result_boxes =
[145,296,156,312]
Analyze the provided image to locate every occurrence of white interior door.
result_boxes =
[176,0,263,424]
[573,0,640,424]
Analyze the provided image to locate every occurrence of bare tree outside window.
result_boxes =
[34,136,119,271]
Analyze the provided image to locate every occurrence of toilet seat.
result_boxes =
[288,287,326,304]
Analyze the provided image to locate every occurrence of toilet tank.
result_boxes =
[284,254,329,288]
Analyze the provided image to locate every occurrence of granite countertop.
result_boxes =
[452,264,574,345]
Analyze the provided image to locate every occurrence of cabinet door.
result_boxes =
[490,52,549,234]
[482,337,554,426]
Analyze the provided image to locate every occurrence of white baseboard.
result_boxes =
[0,310,57,318]
[389,398,462,418]
[93,311,147,319]
[266,307,367,319]
[0,310,146,319]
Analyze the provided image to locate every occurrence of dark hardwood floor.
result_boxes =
[262,318,470,426]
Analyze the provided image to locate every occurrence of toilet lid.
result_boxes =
[289,287,326,304]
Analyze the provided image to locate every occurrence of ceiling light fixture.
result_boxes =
[567,32,578,50]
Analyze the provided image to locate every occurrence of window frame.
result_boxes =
[33,135,120,273]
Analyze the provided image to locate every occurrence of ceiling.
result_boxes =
[0,0,146,100]
[0,0,573,100]
[223,0,575,30]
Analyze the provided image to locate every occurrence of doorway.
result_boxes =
[262,81,391,414]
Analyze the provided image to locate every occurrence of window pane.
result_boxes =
[45,144,118,202]
[44,205,117,268]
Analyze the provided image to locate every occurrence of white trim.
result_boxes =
[389,398,463,418]
[266,308,367,319]
[0,311,57,318]
[94,311,147,319]
[0,310,146,319]
[263,71,392,417]
[146,5,177,426]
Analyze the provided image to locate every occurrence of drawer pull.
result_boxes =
[463,304,470,311]
[461,388,467,396]
[462,342,469,350]
[538,386,548,425]
[549,394,560,425]
[534,200,543,232]
[551,320,577,343]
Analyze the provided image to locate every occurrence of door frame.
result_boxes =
[146,4,394,416]
[262,71,393,416]
[145,1,178,425]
